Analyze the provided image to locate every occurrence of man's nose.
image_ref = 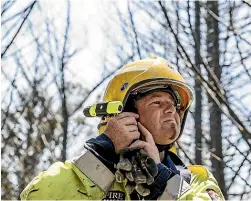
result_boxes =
[163,104,176,114]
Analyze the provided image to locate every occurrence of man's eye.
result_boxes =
[171,103,176,107]
[151,101,161,105]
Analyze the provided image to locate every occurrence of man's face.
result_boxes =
[135,91,181,145]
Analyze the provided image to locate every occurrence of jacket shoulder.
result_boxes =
[188,165,219,183]
[185,165,225,200]
[188,165,208,180]
[21,161,93,200]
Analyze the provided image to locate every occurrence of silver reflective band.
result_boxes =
[72,150,115,193]
[160,174,191,200]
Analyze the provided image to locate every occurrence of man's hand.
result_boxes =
[105,112,140,153]
[129,122,161,164]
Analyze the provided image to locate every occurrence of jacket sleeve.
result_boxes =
[20,161,91,200]
[159,165,225,200]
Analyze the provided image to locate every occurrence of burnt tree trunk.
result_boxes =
[194,1,202,165]
[206,0,227,198]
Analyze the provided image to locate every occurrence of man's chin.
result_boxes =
[154,133,178,145]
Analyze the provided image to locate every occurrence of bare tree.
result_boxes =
[206,0,226,197]
[1,1,86,199]
[194,1,203,165]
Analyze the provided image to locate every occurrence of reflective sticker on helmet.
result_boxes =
[120,82,129,91]
[206,189,223,201]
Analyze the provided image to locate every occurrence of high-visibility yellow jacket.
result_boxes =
[21,152,224,200]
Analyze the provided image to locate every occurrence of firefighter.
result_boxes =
[21,56,224,200]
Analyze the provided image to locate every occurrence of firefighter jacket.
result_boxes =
[21,134,225,200]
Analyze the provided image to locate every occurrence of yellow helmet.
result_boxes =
[98,56,194,142]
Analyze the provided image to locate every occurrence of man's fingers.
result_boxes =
[138,122,155,145]
[129,140,148,149]
[127,125,139,132]
[120,117,138,126]
[117,112,139,120]
[130,131,141,141]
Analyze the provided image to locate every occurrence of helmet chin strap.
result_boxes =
[156,143,174,152]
